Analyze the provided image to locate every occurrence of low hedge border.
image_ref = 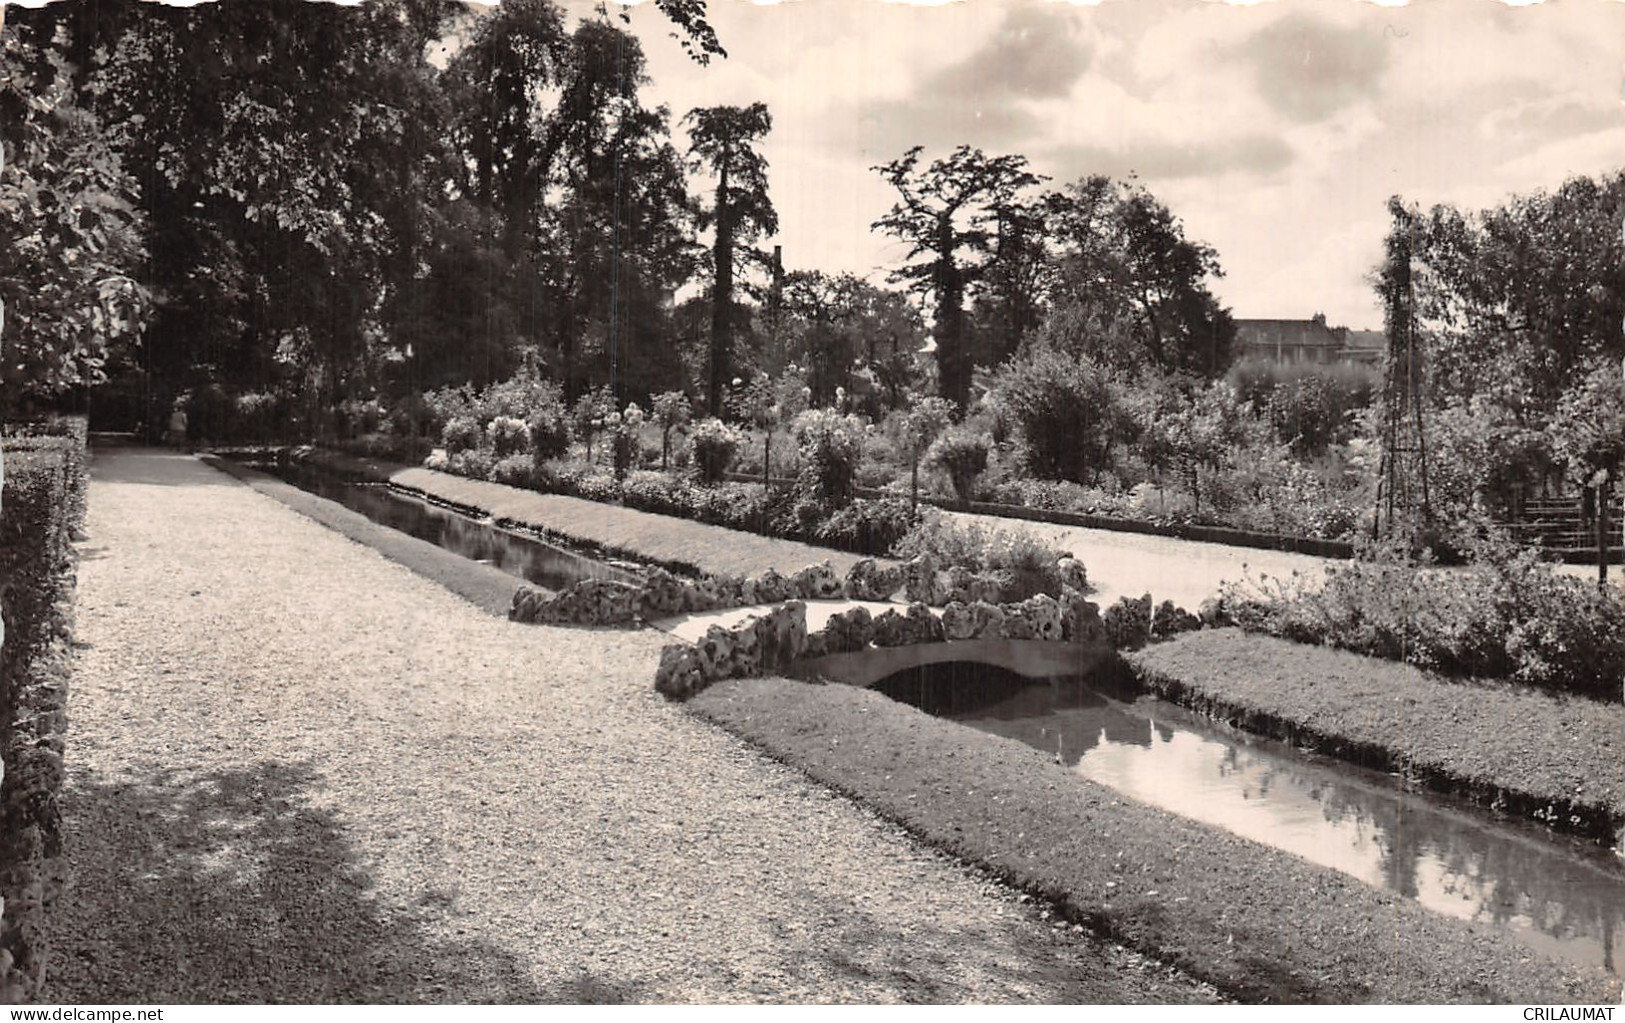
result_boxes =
[0,426,87,1004]
[1125,629,1625,847]
[687,675,1616,1004]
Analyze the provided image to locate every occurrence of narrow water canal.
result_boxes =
[877,661,1625,975]
[237,457,639,593]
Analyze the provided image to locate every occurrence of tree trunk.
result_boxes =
[1599,480,1610,587]
[934,212,969,417]
[911,461,920,514]
[708,169,733,418]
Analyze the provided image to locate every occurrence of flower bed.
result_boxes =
[0,423,87,1002]
[1219,540,1625,701]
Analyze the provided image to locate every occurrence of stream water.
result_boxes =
[876,661,1625,975]
[239,458,639,593]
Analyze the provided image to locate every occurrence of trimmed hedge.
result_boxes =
[521,462,918,559]
[0,424,86,1003]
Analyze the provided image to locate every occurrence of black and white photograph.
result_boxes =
[1,0,1624,1007]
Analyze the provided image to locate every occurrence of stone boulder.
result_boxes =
[789,561,844,600]
[1103,593,1153,650]
[755,600,809,671]
[870,608,908,647]
[843,558,905,601]
[1004,594,1064,642]
[822,605,875,653]
[903,553,946,605]
[870,603,943,647]
[940,601,974,641]
[1197,597,1231,629]
[1060,588,1105,645]
[534,579,643,626]
[1056,557,1089,594]
[742,568,792,605]
[510,584,546,623]
[968,600,1007,639]
[638,567,688,618]
[1151,599,1201,639]
[946,568,1015,605]
[943,600,1005,641]
[724,618,764,677]
[654,643,708,699]
[903,602,945,643]
[695,624,739,679]
[681,576,724,612]
[801,630,829,660]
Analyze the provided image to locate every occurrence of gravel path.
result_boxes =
[43,448,1216,1004]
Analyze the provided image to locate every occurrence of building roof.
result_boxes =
[1234,317,1347,350]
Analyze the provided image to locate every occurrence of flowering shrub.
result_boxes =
[441,415,482,455]
[488,415,530,458]
[792,408,867,508]
[1221,537,1625,700]
[650,390,692,469]
[447,447,495,480]
[688,417,741,484]
[893,512,1071,599]
[526,390,572,463]
[928,427,990,506]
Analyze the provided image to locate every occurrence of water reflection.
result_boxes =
[241,459,637,593]
[877,662,1625,975]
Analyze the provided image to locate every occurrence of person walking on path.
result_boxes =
[165,403,188,451]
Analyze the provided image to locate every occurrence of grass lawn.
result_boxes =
[687,675,1617,1004]
[1127,629,1625,843]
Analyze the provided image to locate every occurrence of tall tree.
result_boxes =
[0,28,150,412]
[1043,176,1235,378]
[1391,173,1625,412]
[685,102,777,417]
[873,145,1043,415]
[534,17,697,401]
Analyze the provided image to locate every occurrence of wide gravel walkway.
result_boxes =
[43,447,1214,1004]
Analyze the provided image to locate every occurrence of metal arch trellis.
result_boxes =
[1374,202,1433,540]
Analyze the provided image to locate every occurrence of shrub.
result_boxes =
[1227,357,1378,455]
[650,390,692,470]
[490,453,536,488]
[0,430,85,1002]
[441,415,482,455]
[488,415,530,458]
[233,392,282,444]
[816,498,919,557]
[884,396,955,509]
[447,447,495,480]
[893,512,1072,598]
[791,408,867,509]
[1222,537,1625,700]
[928,427,990,506]
[527,397,571,464]
[990,348,1127,483]
[688,417,741,484]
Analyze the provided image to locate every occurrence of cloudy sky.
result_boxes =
[579,0,1625,330]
